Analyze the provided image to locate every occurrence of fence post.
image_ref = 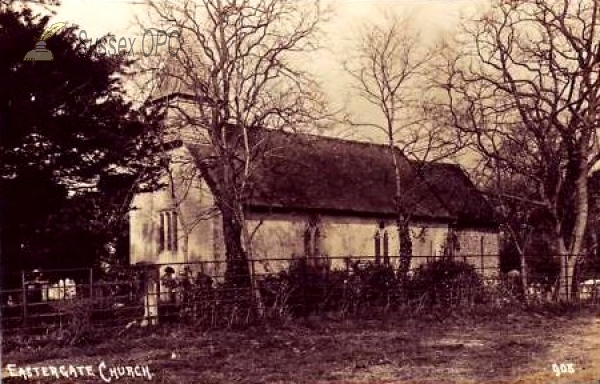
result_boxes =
[565,254,569,301]
[302,258,308,317]
[21,270,27,328]
[141,265,159,327]
[250,257,264,318]
[89,268,93,300]
[249,257,256,308]
[154,265,160,325]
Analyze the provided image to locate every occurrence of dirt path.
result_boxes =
[4,311,600,383]
[511,315,600,384]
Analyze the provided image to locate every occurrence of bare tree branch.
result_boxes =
[436,0,600,301]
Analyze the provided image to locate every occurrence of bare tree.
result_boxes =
[439,0,600,301]
[475,154,538,299]
[140,0,329,289]
[343,12,457,277]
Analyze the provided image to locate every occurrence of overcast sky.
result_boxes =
[51,0,489,38]
[49,0,491,159]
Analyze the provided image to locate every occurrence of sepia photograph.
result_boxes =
[1,0,600,382]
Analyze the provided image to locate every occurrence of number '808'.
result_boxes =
[552,363,575,377]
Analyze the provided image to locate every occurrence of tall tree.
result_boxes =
[476,152,543,299]
[343,12,456,278]
[439,0,600,300]
[141,0,329,289]
[0,4,162,285]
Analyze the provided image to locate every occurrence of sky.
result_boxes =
[48,0,491,160]
[51,0,488,38]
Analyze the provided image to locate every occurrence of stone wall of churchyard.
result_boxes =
[456,229,500,276]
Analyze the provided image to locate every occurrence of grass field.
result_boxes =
[3,307,600,383]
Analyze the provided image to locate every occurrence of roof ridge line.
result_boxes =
[181,125,422,157]
[271,128,393,150]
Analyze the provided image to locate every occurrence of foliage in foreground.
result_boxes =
[257,258,487,317]
[8,256,595,350]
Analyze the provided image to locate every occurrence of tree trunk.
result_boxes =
[554,230,583,302]
[556,151,589,301]
[181,232,189,263]
[390,145,412,278]
[397,216,413,278]
[516,227,531,303]
[555,237,578,302]
[221,202,252,289]
[240,207,264,316]
[519,250,529,303]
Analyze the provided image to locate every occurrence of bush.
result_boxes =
[41,298,99,347]
[257,258,402,317]
[405,259,484,308]
[343,262,399,313]
[480,275,525,308]
[181,280,257,329]
[257,272,293,321]
[279,257,328,316]
[258,258,351,317]
[96,258,498,327]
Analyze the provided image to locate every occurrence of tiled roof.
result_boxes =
[187,128,497,227]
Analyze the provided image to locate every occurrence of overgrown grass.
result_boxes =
[8,261,600,382]
[4,307,600,383]
[4,258,595,357]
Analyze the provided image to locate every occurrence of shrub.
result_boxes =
[257,258,402,317]
[281,257,328,316]
[257,258,351,317]
[257,272,293,321]
[44,298,99,346]
[320,270,349,312]
[405,259,484,308]
[480,275,524,308]
[148,267,256,329]
[343,262,399,313]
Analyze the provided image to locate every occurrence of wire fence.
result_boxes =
[1,254,599,338]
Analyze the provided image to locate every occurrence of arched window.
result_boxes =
[166,212,172,252]
[442,229,460,260]
[159,213,165,252]
[374,221,389,265]
[304,226,312,257]
[374,231,381,264]
[383,230,389,265]
[314,226,321,256]
[304,216,320,257]
[172,212,178,251]
[158,210,179,253]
